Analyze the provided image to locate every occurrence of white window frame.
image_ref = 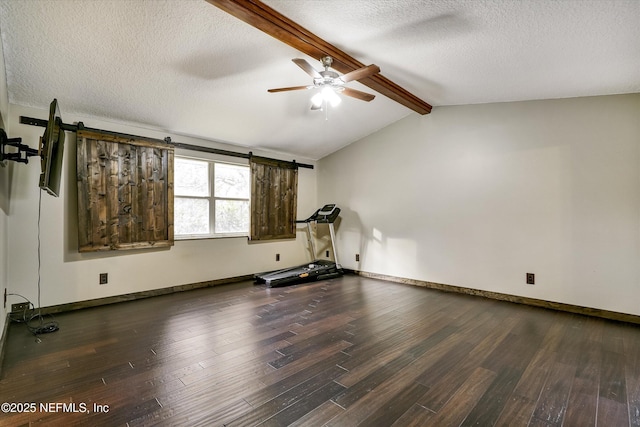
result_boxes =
[174,155,250,240]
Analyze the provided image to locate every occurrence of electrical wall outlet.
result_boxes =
[99,273,108,284]
[526,273,535,285]
[276,254,280,261]
[326,250,330,257]
[355,254,360,262]
[11,302,29,313]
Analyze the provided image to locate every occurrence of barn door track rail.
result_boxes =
[19,115,313,170]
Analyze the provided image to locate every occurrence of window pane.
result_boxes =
[175,158,209,197]
[215,163,249,199]
[175,198,210,235]
[215,200,249,234]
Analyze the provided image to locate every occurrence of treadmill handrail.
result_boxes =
[295,204,339,224]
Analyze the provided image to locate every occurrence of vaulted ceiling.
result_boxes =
[1,0,639,160]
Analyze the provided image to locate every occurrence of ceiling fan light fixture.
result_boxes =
[323,86,341,107]
[311,92,324,108]
[311,87,342,109]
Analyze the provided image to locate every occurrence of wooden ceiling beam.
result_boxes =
[206,0,432,115]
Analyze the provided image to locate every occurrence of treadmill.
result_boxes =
[255,204,343,287]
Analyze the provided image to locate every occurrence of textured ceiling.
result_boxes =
[1,0,639,160]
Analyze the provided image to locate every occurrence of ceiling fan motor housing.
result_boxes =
[315,71,342,88]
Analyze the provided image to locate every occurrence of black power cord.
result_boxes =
[7,293,59,339]
[7,189,60,341]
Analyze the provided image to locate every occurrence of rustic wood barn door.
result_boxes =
[250,156,298,241]
[76,130,174,252]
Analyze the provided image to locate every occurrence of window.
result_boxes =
[174,156,250,238]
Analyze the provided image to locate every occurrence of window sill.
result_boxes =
[176,233,248,241]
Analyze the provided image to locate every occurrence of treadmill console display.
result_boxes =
[313,204,340,224]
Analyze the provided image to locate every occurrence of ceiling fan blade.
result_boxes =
[342,87,376,102]
[292,58,322,79]
[267,85,310,93]
[340,64,380,83]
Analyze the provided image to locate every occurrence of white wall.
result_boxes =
[319,94,640,315]
[0,159,8,337]
[6,103,317,308]
[0,31,10,337]
[0,161,7,339]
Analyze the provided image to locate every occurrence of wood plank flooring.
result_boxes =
[1,274,639,426]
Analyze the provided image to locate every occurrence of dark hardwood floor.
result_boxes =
[1,274,639,426]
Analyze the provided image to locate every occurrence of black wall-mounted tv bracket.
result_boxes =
[1,115,73,167]
[0,128,39,165]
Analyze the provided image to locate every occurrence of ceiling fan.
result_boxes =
[268,56,380,109]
